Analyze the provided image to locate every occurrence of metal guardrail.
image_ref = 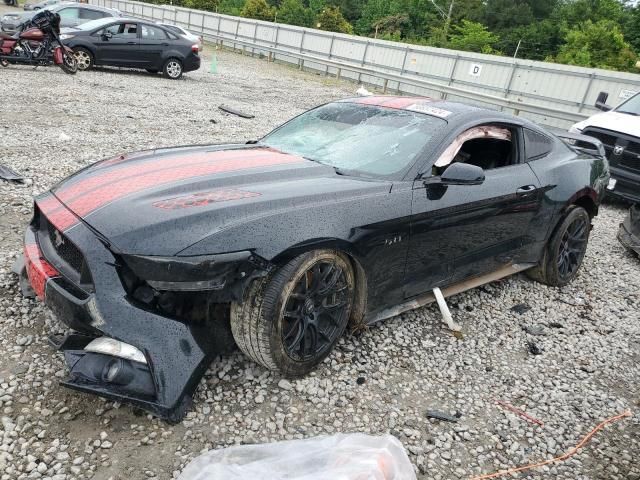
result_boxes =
[202,34,589,124]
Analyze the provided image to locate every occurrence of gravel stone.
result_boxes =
[0,33,638,480]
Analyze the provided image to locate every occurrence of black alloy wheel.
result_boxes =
[282,260,350,361]
[527,206,591,287]
[557,214,589,281]
[230,250,356,376]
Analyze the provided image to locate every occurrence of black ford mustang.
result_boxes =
[17,97,609,421]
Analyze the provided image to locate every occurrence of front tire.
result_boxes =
[162,58,182,79]
[527,206,591,287]
[231,250,355,377]
[59,49,77,74]
[73,47,93,71]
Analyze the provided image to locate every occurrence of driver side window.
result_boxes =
[432,125,518,176]
[101,22,137,37]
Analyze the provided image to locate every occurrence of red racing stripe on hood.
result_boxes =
[63,152,304,222]
[55,148,272,204]
[36,195,80,231]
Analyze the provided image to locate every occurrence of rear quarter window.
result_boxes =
[524,128,553,161]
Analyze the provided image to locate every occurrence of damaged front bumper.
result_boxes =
[618,205,640,256]
[18,196,267,422]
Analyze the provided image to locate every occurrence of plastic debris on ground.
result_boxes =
[426,410,460,423]
[177,433,417,480]
[356,85,373,97]
[219,105,255,118]
[0,164,24,183]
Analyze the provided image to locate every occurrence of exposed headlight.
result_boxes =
[85,337,147,364]
[120,250,260,292]
[59,34,74,40]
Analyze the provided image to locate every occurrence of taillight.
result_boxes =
[191,44,199,53]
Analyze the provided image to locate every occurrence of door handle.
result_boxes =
[516,185,537,196]
[162,42,169,46]
[127,41,136,45]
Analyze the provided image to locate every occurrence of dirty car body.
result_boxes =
[18,97,610,421]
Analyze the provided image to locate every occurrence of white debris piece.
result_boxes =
[356,85,373,97]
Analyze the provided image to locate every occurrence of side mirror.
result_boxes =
[439,162,485,186]
[595,91,611,111]
[102,31,113,40]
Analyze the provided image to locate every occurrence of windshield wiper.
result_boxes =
[616,110,639,116]
[332,166,365,178]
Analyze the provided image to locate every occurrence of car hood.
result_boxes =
[48,144,390,256]
[572,111,640,138]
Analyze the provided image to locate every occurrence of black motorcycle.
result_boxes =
[0,10,77,74]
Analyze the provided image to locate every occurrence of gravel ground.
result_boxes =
[0,29,639,480]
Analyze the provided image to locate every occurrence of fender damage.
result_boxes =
[17,195,273,422]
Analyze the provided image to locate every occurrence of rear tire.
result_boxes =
[162,58,182,79]
[526,206,591,287]
[73,47,93,71]
[230,250,355,377]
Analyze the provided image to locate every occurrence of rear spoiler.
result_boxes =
[556,132,606,158]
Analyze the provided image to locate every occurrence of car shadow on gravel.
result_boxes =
[86,66,204,81]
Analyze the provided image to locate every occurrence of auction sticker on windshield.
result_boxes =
[407,103,452,118]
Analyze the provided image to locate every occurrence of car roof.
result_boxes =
[116,17,167,26]
[53,2,117,12]
[337,95,543,130]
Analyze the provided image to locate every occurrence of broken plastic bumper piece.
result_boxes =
[18,214,224,422]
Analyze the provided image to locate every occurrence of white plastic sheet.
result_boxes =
[178,433,417,480]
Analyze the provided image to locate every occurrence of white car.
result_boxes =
[571,91,640,203]
[156,23,203,51]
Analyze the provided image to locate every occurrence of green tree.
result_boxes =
[484,0,533,31]
[496,19,564,59]
[555,19,637,71]
[621,4,640,53]
[241,0,276,21]
[524,0,558,19]
[327,0,365,23]
[552,0,624,26]
[316,5,354,33]
[219,0,245,15]
[308,0,327,15]
[356,0,393,35]
[185,0,220,11]
[450,0,484,24]
[371,13,410,38]
[356,0,438,38]
[448,19,500,53]
[278,0,313,26]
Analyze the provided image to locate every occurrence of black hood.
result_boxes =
[45,145,390,256]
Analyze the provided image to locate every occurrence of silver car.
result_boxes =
[23,0,71,11]
[156,22,203,51]
[2,3,120,33]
